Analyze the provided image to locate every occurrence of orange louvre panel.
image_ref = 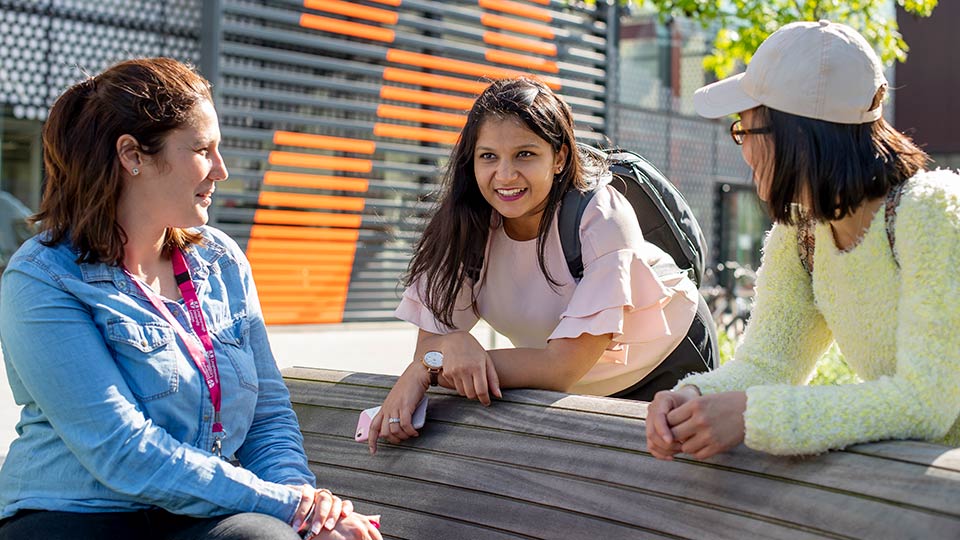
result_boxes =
[268,152,373,172]
[380,86,475,110]
[250,224,361,242]
[251,261,353,274]
[483,31,557,56]
[299,13,395,42]
[386,50,562,89]
[383,68,489,94]
[247,238,358,255]
[266,314,341,325]
[258,284,351,296]
[485,49,559,73]
[367,0,401,5]
[373,123,460,144]
[527,0,549,4]
[273,131,376,154]
[386,49,522,80]
[259,191,366,212]
[263,171,369,192]
[253,270,352,284]
[249,252,356,266]
[262,299,349,311]
[302,0,399,24]
[481,13,554,39]
[261,309,346,325]
[253,209,363,228]
[478,0,552,23]
[376,104,467,128]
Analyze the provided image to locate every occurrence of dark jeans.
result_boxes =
[0,509,300,540]
[611,293,717,402]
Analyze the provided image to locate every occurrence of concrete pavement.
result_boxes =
[0,321,504,464]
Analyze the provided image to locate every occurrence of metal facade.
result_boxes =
[0,1,756,326]
[210,0,611,324]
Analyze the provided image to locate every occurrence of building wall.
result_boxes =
[0,2,757,324]
[895,3,960,164]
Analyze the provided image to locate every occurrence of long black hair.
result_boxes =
[403,77,594,329]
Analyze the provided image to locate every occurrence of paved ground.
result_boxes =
[0,322,505,464]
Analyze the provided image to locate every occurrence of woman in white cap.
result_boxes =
[646,20,960,459]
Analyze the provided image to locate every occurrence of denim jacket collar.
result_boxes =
[77,229,226,292]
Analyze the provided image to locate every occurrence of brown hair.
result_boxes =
[34,57,213,264]
[404,77,595,329]
[758,101,930,224]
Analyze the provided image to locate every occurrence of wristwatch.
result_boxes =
[422,351,443,386]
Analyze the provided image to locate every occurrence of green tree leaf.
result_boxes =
[630,0,938,77]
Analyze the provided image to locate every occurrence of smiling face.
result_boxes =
[132,99,228,230]
[473,115,567,240]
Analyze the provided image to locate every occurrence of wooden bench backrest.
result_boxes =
[284,367,960,539]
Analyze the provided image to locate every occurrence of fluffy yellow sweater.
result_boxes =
[681,169,960,455]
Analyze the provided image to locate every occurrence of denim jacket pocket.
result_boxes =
[212,316,259,393]
[106,320,180,401]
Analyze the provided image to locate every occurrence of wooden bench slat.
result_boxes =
[307,443,830,540]
[283,368,960,539]
[287,377,960,517]
[298,407,960,539]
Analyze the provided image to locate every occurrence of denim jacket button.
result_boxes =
[140,340,148,348]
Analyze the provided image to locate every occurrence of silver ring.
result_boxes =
[388,417,401,424]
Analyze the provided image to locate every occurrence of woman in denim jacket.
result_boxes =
[0,59,381,540]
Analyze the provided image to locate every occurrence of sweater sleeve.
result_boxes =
[686,172,960,455]
[733,173,960,455]
[680,223,834,393]
[678,223,836,453]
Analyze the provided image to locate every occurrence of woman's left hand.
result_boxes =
[665,391,747,460]
[423,331,501,406]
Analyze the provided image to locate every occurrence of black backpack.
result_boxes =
[559,147,707,286]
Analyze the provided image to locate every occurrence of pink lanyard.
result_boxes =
[124,249,225,457]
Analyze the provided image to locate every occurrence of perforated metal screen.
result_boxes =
[0,1,756,325]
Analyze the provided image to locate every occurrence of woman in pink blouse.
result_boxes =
[368,77,716,452]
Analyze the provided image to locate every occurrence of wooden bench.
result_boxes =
[283,367,960,539]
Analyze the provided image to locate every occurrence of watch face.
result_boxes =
[423,351,443,369]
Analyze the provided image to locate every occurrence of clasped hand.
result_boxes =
[291,485,383,540]
[645,388,747,460]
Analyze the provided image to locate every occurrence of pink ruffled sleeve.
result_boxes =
[394,276,481,334]
[548,185,679,345]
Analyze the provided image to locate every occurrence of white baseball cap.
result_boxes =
[693,20,886,124]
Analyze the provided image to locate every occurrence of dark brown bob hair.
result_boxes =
[756,104,930,224]
[34,57,213,264]
[404,77,596,329]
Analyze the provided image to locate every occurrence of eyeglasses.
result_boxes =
[730,120,771,145]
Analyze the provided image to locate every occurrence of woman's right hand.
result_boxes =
[367,361,430,455]
[425,331,501,406]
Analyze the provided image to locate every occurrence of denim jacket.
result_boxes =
[0,226,314,521]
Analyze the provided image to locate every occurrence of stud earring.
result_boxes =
[131,168,139,175]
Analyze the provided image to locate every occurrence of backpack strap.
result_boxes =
[560,183,687,281]
[558,186,600,280]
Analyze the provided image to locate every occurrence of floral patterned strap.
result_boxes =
[885,181,906,266]
[797,181,906,276]
[796,208,817,274]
